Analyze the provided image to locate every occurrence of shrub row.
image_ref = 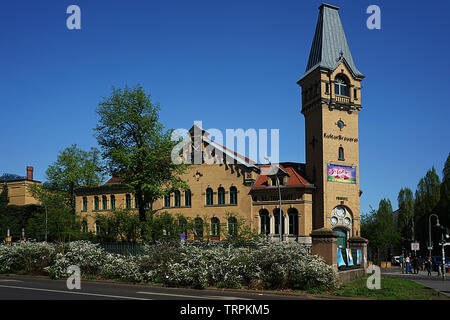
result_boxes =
[0,241,337,291]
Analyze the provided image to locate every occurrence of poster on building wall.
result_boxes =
[337,248,346,267]
[346,248,354,266]
[327,164,356,184]
[357,249,362,265]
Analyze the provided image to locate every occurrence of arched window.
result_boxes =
[206,188,213,205]
[259,210,270,235]
[125,194,131,209]
[274,209,285,235]
[82,220,88,233]
[288,208,299,235]
[211,217,220,238]
[334,75,349,96]
[230,187,237,205]
[102,195,107,210]
[194,217,203,240]
[185,190,191,207]
[82,197,87,211]
[218,187,225,205]
[228,217,238,236]
[174,190,181,207]
[178,216,187,235]
[338,147,345,161]
[94,196,99,211]
[95,221,101,235]
[164,194,170,207]
[110,195,115,210]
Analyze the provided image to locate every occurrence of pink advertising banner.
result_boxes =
[327,164,356,184]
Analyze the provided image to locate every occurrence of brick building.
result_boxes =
[75,3,364,249]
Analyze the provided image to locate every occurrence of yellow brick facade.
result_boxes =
[299,60,362,240]
[1,180,41,206]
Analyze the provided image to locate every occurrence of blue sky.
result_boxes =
[0,0,449,214]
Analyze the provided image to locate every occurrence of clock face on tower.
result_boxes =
[334,206,346,218]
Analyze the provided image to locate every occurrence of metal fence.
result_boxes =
[99,243,145,256]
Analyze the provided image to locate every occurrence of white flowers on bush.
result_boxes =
[0,242,57,274]
[0,240,338,290]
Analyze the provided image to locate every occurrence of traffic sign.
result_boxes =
[411,242,420,251]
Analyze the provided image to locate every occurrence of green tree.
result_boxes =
[46,144,104,211]
[414,167,441,251]
[94,85,187,222]
[0,184,8,208]
[361,200,399,264]
[436,153,450,228]
[397,187,415,241]
[27,184,86,242]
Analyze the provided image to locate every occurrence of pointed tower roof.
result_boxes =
[301,3,364,80]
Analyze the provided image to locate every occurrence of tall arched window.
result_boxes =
[334,75,349,96]
[94,196,99,211]
[82,197,87,211]
[110,195,115,210]
[194,217,203,240]
[211,217,220,238]
[185,190,191,207]
[164,194,171,208]
[102,195,107,210]
[218,187,225,205]
[206,188,213,205]
[274,209,285,235]
[95,221,101,235]
[259,209,270,235]
[178,216,187,235]
[288,208,299,235]
[338,147,345,161]
[82,220,88,233]
[228,217,238,236]
[125,194,131,209]
[174,190,181,207]
[230,186,237,205]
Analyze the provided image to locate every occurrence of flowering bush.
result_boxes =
[45,241,107,278]
[0,242,57,274]
[0,240,338,291]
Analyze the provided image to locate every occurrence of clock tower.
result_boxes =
[298,4,364,239]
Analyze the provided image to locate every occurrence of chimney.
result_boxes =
[27,166,33,180]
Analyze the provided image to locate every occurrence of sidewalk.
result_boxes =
[382,266,450,297]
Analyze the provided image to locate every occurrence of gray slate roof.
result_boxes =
[302,3,364,80]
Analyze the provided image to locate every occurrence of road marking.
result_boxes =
[136,291,251,300]
[0,284,151,300]
[0,279,23,282]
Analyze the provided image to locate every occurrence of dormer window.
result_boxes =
[334,75,349,96]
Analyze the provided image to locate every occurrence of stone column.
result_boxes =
[348,236,368,271]
[310,228,338,270]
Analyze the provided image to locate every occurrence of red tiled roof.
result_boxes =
[251,163,313,191]
[104,176,122,185]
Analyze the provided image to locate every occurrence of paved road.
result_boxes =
[382,267,450,297]
[0,275,317,300]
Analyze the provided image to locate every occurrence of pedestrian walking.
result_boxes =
[400,255,404,274]
[406,256,411,274]
[412,256,419,274]
[425,257,432,276]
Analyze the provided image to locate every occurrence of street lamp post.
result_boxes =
[264,157,284,242]
[429,214,439,259]
[277,175,282,242]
